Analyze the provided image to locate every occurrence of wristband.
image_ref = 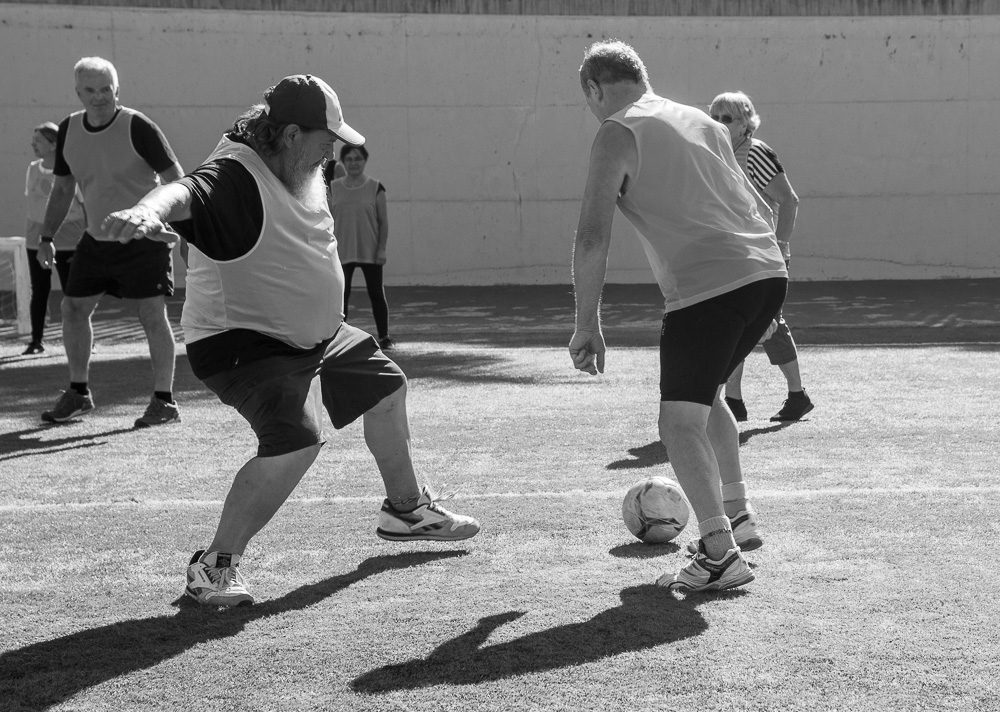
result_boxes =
[41,236,54,243]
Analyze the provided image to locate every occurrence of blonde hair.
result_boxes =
[74,57,119,89]
[709,91,761,135]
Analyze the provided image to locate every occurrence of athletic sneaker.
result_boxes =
[685,510,763,555]
[770,390,814,421]
[41,389,95,423]
[22,341,45,355]
[378,336,396,351]
[725,396,748,422]
[185,550,254,607]
[657,545,754,592]
[376,486,481,542]
[134,397,181,429]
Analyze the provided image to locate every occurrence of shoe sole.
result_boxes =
[770,402,814,422]
[41,406,94,423]
[665,569,755,592]
[184,585,254,607]
[376,527,479,542]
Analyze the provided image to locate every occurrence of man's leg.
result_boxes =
[207,444,323,555]
[658,400,735,560]
[61,294,101,381]
[136,295,176,393]
[362,381,420,506]
[363,382,480,541]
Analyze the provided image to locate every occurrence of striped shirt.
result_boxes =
[734,137,784,217]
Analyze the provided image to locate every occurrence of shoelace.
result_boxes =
[207,565,242,588]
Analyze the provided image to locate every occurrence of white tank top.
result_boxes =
[607,94,787,312]
[61,108,161,241]
[182,138,345,349]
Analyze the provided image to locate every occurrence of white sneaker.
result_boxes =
[185,550,254,607]
[685,510,762,555]
[657,546,754,592]
[376,486,481,542]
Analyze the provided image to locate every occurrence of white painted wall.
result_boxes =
[1,5,996,284]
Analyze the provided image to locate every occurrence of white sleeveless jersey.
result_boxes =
[182,137,345,349]
[607,94,787,312]
[61,108,161,240]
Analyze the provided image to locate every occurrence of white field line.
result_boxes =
[1,485,998,513]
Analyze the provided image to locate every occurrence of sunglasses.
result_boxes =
[711,114,735,124]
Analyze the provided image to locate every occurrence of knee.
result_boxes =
[61,297,91,321]
[368,379,408,416]
[658,411,705,447]
[137,300,168,328]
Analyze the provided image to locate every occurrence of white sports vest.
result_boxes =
[607,94,786,312]
[182,138,345,349]
[61,108,161,240]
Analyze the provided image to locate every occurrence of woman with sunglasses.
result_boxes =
[708,91,814,423]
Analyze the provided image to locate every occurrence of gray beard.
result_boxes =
[279,160,325,210]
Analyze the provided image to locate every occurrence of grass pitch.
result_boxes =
[2,323,999,710]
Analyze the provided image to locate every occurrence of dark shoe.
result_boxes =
[770,390,814,421]
[42,390,95,423]
[134,397,181,429]
[22,342,45,355]
[378,336,396,351]
[725,396,747,422]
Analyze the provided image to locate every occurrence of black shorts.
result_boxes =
[198,323,406,458]
[660,278,787,405]
[63,233,173,299]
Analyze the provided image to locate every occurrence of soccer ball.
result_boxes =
[622,477,690,544]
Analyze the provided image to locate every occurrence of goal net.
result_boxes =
[0,237,31,335]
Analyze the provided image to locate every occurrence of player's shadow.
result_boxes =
[352,583,733,693]
[606,422,793,470]
[0,551,464,711]
[0,425,137,461]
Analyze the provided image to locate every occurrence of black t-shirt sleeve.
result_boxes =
[171,158,264,261]
[53,117,73,177]
[130,112,180,174]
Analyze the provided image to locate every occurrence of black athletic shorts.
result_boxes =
[197,323,406,458]
[63,232,173,299]
[660,277,787,405]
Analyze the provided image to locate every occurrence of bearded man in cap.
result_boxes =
[104,74,480,607]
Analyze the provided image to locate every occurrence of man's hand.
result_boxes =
[36,241,55,271]
[102,205,175,245]
[569,329,606,375]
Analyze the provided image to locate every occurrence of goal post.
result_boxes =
[0,237,32,335]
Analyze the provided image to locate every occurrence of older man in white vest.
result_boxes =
[104,75,480,607]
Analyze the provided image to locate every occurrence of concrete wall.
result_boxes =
[1,3,997,284]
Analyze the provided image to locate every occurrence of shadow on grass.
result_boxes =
[0,425,136,461]
[606,422,794,470]
[0,551,465,711]
[1,353,212,420]
[608,541,681,558]
[351,583,738,693]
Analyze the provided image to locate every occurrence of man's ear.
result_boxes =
[282,124,302,147]
[586,79,602,101]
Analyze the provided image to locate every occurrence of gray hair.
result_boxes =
[580,39,650,89]
[709,91,761,135]
[74,57,119,89]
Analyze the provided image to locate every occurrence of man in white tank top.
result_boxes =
[571,41,788,593]
[104,75,480,607]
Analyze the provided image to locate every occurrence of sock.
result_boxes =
[721,482,750,519]
[788,389,806,397]
[389,494,422,513]
[698,515,736,559]
[154,391,174,404]
[201,551,239,568]
[70,382,89,396]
